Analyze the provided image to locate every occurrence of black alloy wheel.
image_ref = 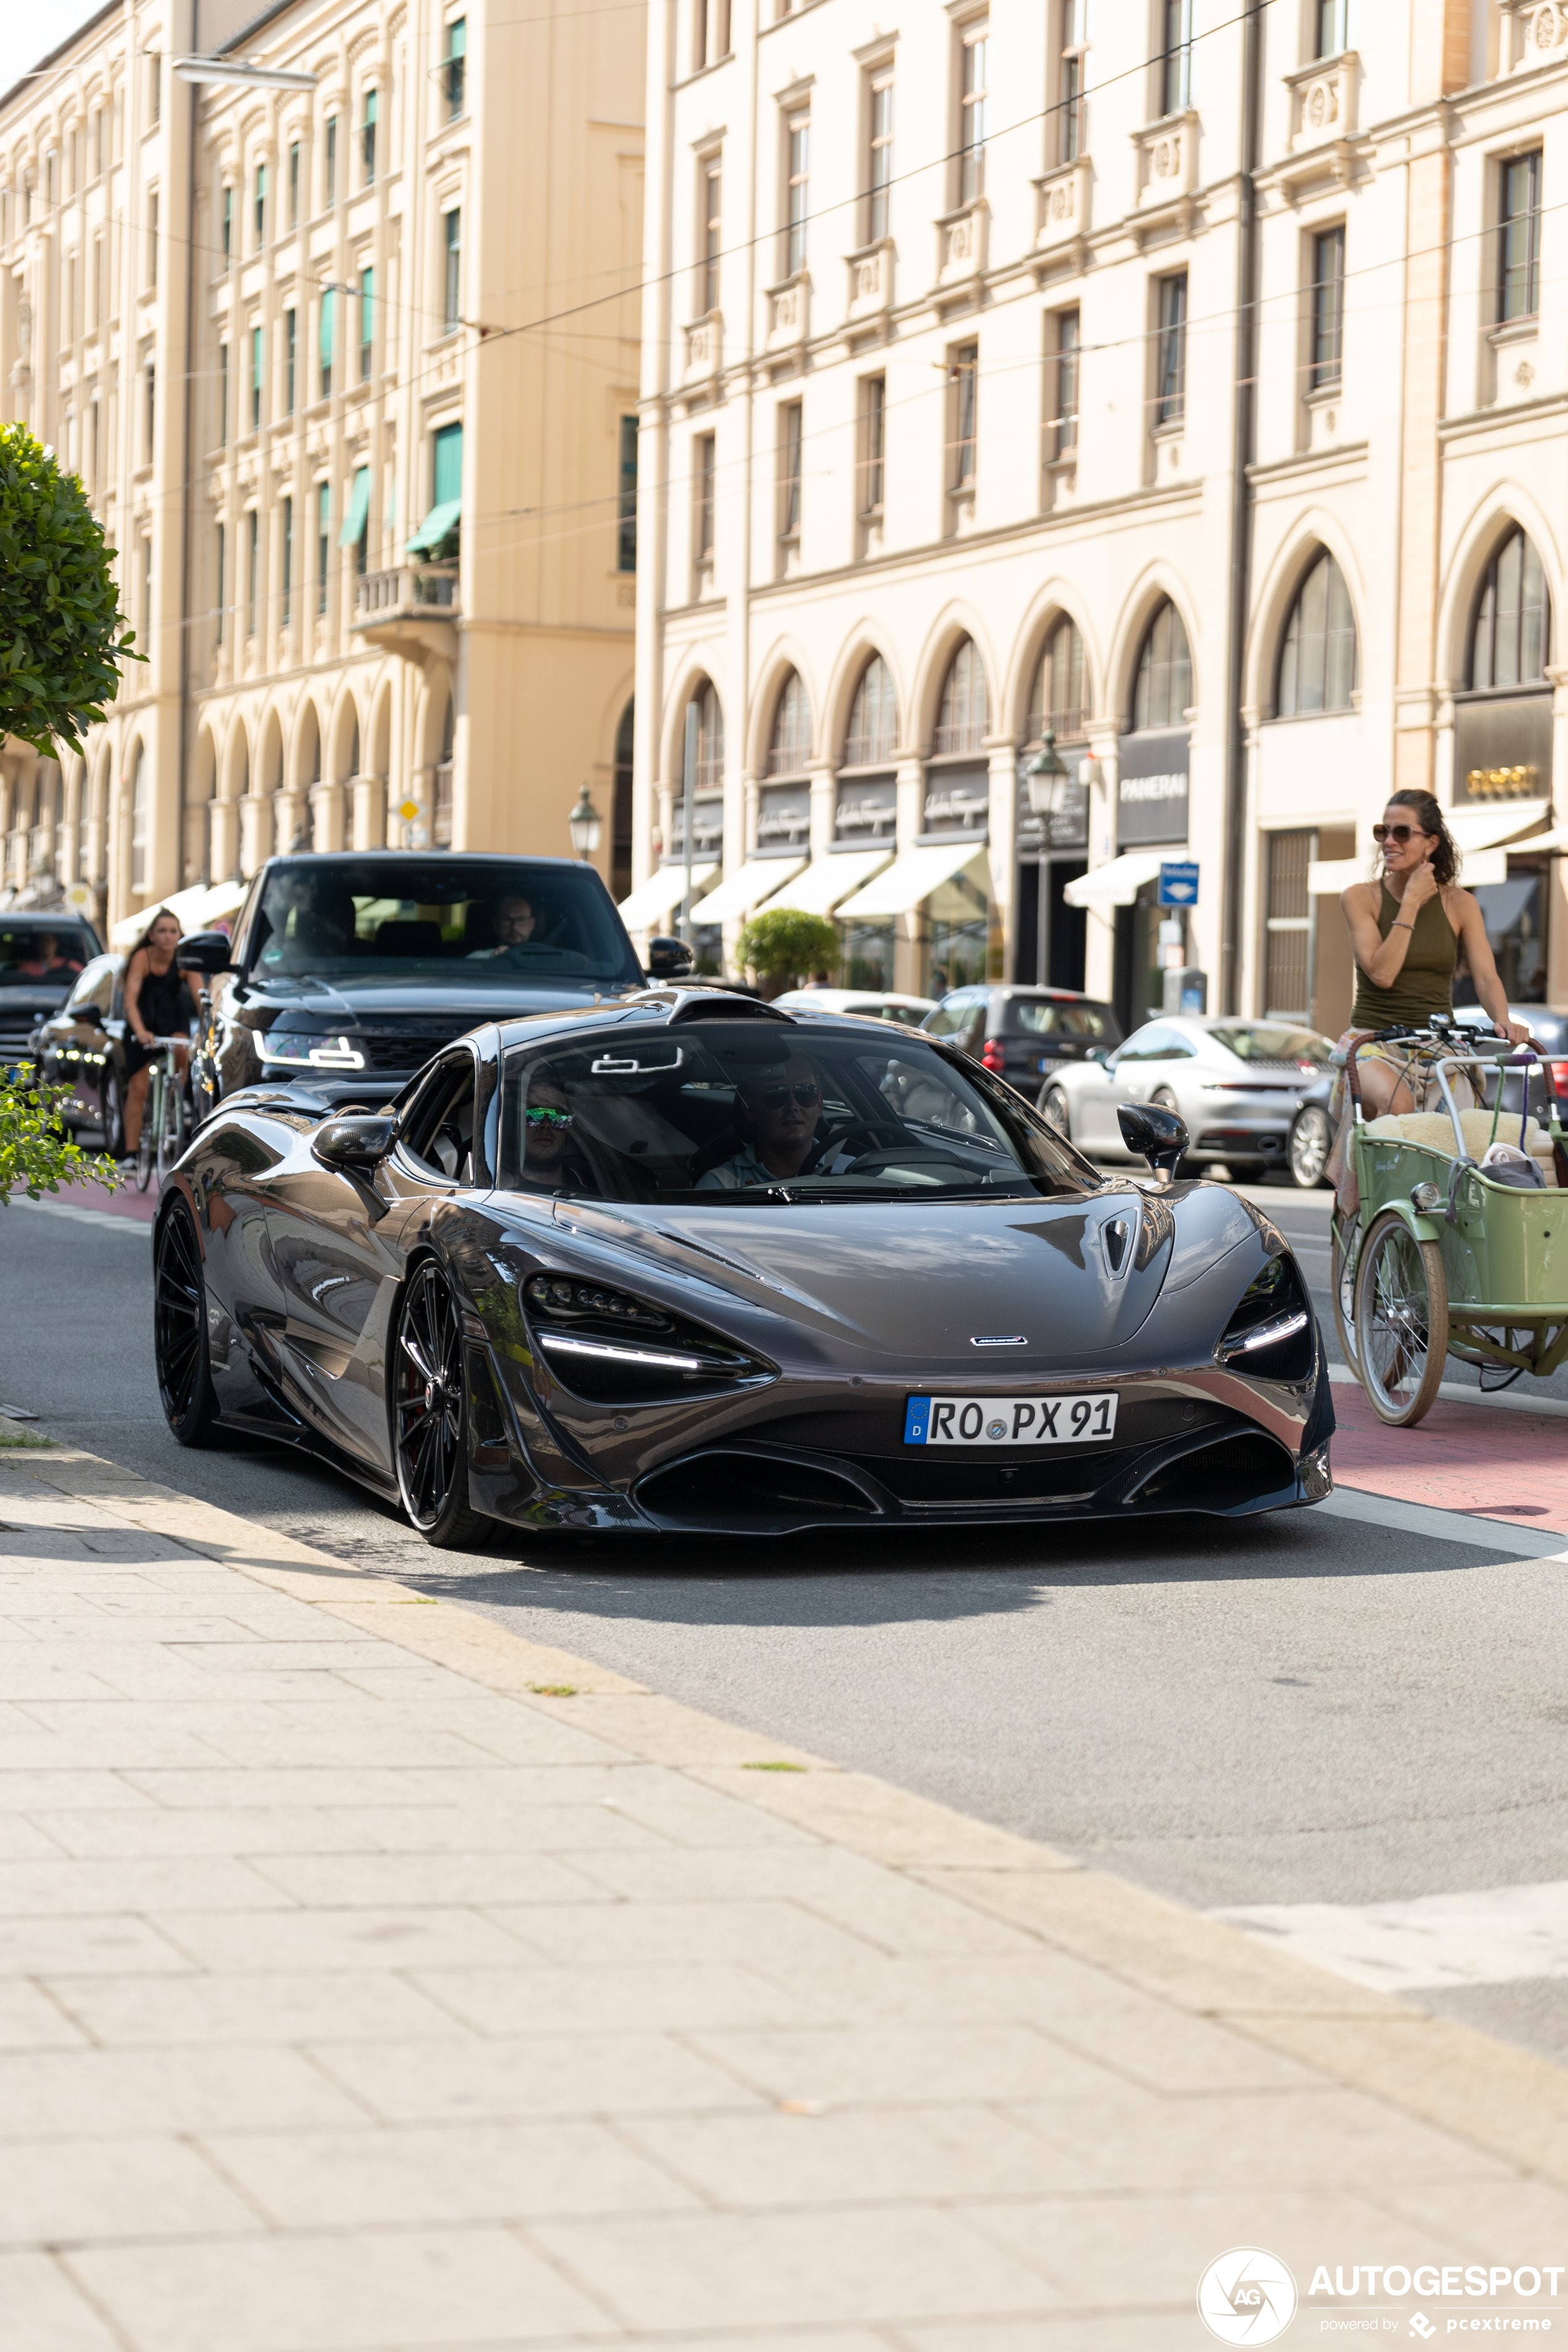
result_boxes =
[154,1204,220,1446]
[392,1261,489,1548]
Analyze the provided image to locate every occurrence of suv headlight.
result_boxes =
[262,1032,365,1070]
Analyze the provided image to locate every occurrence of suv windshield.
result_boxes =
[1211,1023,1331,1067]
[246,860,642,987]
[0,924,94,986]
[498,1022,1094,1203]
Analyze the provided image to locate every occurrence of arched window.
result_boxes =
[684,678,724,790]
[297,704,321,787]
[1277,549,1356,715]
[127,738,148,893]
[1025,615,1088,744]
[932,636,988,754]
[843,654,898,766]
[345,706,361,781]
[1131,598,1191,731]
[1469,526,1550,690]
[767,670,810,776]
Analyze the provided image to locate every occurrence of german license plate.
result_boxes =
[904,1393,1118,1446]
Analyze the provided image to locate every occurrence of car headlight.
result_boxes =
[1216,1254,1314,1379]
[522,1270,771,1401]
[262,1033,366,1070]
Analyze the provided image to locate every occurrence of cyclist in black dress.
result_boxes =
[122,910,202,1162]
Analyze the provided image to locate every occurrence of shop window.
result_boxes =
[1264,830,1312,1018]
[1277,549,1356,714]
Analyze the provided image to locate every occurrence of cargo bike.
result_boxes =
[1332,1020,1568,1426]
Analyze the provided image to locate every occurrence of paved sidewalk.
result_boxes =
[1,1443,1567,2351]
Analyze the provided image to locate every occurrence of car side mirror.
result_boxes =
[646,936,694,980]
[176,930,234,975]
[1088,1046,1111,1066]
[1118,1099,1188,1178]
[313,1112,400,1174]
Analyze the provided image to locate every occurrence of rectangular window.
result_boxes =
[283,308,296,413]
[785,110,809,276]
[359,266,374,380]
[281,496,293,626]
[866,69,893,242]
[146,191,158,288]
[218,341,228,445]
[1059,0,1085,164]
[443,207,462,330]
[693,430,716,574]
[254,161,265,248]
[694,0,730,70]
[859,372,886,515]
[325,115,337,206]
[351,463,370,575]
[93,232,103,325]
[1154,272,1187,426]
[778,399,803,547]
[1314,0,1348,58]
[216,521,225,644]
[142,535,153,638]
[959,22,988,204]
[221,183,232,267]
[949,341,978,491]
[699,153,722,314]
[288,140,300,226]
[1499,151,1542,324]
[1264,830,1313,1016]
[319,286,334,398]
[246,509,258,635]
[316,482,330,614]
[250,323,262,431]
[1159,0,1192,118]
[1049,306,1080,460]
[144,360,156,460]
[617,414,638,571]
[1309,225,1345,391]
[444,17,466,118]
[362,88,377,185]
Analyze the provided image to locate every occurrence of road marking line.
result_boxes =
[1316,1485,1568,1557]
[5,1196,152,1233]
[1214,1879,1568,1993]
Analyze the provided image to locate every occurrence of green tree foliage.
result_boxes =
[0,1075,119,1207]
[0,423,141,757]
[735,907,840,986]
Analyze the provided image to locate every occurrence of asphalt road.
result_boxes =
[8,1185,1568,2066]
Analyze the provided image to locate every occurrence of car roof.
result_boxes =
[488,990,955,1053]
[257,849,587,874]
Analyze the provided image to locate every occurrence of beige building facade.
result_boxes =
[632,0,1568,1033]
[1,0,644,934]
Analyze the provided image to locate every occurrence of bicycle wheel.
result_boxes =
[156,1070,186,1183]
[1353,1211,1448,1428]
[135,1073,157,1191]
[1330,1214,1359,1374]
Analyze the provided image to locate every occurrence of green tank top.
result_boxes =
[1349,882,1457,1030]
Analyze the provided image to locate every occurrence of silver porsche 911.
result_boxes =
[151,990,1333,1545]
[1038,1015,1335,1187]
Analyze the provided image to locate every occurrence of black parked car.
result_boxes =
[179,851,688,1113]
[32,952,133,1151]
[921,984,1123,1093]
[0,913,102,1080]
[151,989,1333,1543]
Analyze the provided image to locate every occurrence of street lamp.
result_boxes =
[171,56,318,90]
[568,784,603,861]
[1025,730,1070,820]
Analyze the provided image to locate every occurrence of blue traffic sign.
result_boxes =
[1158,861,1199,907]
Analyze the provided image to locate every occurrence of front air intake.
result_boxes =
[636,1448,878,1525]
[1130,1432,1297,1513]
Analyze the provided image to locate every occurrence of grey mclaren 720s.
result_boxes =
[151,989,1335,1545]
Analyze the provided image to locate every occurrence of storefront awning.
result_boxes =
[835,840,986,922]
[616,863,717,932]
[1310,801,1556,897]
[753,847,893,918]
[338,466,371,549]
[1446,799,1550,853]
[690,856,806,925]
[1061,850,1167,911]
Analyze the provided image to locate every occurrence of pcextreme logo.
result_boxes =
[1198,2248,1301,2344]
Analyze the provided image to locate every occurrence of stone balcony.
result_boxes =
[1132,111,1199,238]
[844,240,893,328]
[351,562,459,663]
[933,200,988,301]
[1280,51,1360,191]
[1033,157,1091,262]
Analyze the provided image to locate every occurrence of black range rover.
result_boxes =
[185,851,685,1111]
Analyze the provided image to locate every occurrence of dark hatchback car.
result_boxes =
[0,914,101,1079]
[921,983,1123,1093]
[181,851,684,1112]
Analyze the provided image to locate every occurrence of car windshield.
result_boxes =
[497,1022,1094,1203]
[246,860,643,986]
[0,924,94,986]
[1006,998,1120,1040]
[1210,1023,1331,1067]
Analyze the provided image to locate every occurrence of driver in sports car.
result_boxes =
[698,1051,832,1189]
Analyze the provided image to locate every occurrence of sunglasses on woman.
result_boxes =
[1371,823,1429,846]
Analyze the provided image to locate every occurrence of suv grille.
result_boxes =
[356,1028,472,1074]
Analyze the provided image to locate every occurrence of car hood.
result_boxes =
[536,1186,1233,1366]
[238,974,632,1024]
[0,986,73,1019]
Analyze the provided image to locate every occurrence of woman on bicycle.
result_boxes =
[1325,788,1532,1200]
[121,909,201,1162]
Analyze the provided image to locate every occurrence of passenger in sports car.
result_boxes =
[698,1051,827,1188]
[514,1070,596,1195]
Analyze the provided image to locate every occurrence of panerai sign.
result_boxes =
[1117,728,1190,848]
